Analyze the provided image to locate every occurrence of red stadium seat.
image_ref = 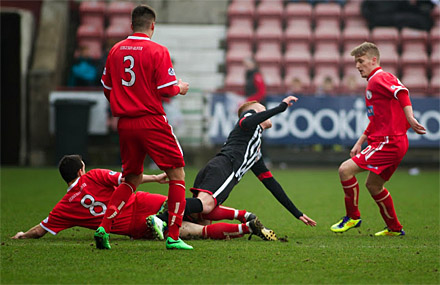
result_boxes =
[255,42,282,66]
[342,1,362,23]
[77,23,104,41]
[429,26,440,50]
[105,24,131,43]
[430,41,440,71]
[255,1,283,22]
[377,43,399,73]
[284,43,312,69]
[400,42,429,69]
[371,27,399,46]
[342,26,370,52]
[226,41,253,65]
[81,15,104,30]
[285,2,313,22]
[79,1,106,15]
[313,42,341,67]
[400,28,428,46]
[401,67,429,96]
[314,22,341,46]
[79,1,106,30]
[226,18,254,45]
[255,19,283,43]
[225,64,246,93]
[429,68,440,96]
[259,65,283,94]
[284,19,312,46]
[227,1,255,22]
[344,17,367,28]
[314,3,341,28]
[107,2,135,26]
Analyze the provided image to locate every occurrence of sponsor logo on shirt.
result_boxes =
[168,68,175,76]
[366,90,372,100]
[367,105,374,117]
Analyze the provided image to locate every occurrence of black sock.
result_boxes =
[157,212,169,222]
[184,197,203,215]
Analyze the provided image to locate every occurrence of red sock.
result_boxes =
[201,205,247,222]
[372,188,402,232]
[167,180,186,240]
[100,182,135,232]
[202,222,250,239]
[341,177,361,219]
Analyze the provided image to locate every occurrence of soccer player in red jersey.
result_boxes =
[99,5,191,249]
[12,155,274,242]
[330,42,426,236]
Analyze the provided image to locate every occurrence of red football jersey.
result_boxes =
[40,169,135,236]
[364,67,410,137]
[101,33,177,117]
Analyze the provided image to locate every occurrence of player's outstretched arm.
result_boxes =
[403,105,426,135]
[140,172,168,184]
[11,224,47,239]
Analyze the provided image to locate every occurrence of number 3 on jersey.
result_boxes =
[122,55,135,87]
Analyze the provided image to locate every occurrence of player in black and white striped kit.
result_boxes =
[183,95,316,228]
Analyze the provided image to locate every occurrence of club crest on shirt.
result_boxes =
[168,68,175,76]
[109,171,117,175]
[366,90,372,100]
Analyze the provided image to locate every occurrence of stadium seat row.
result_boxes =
[76,1,135,59]
[225,0,439,96]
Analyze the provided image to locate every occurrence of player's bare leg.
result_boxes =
[365,172,404,236]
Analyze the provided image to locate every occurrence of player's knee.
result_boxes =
[365,181,381,194]
[200,197,215,214]
[338,162,350,179]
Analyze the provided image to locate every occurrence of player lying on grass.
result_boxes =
[330,42,426,236]
[11,155,275,243]
[155,96,316,230]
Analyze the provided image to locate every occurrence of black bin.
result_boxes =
[54,99,95,163]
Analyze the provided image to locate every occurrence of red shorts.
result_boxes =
[129,192,167,239]
[351,135,408,181]
[118,114,185,175]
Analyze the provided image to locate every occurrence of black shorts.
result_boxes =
[190,155,239,205]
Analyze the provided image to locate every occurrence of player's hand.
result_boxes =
[299,214,316,226]
[350,144,362,158]
[282,95,298,107]
[178,79,189,95]
[11,232,26,239]
[408,117,426,135]
[155,172,169,184]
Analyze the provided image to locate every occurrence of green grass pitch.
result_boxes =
[1,167,439,284]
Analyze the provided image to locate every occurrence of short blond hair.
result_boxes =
[350,42,380,64]
[238,100,259,117]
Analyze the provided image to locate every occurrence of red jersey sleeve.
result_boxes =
[376,72,408,100]
[88,169,122,188]
[101,52,113,95]
[154,46,178,91]
[40,210,73,235]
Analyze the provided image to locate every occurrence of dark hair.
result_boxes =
[58,155,83,183]
[132,5,156,32]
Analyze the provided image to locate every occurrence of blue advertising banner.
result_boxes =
[207,94,440,147]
